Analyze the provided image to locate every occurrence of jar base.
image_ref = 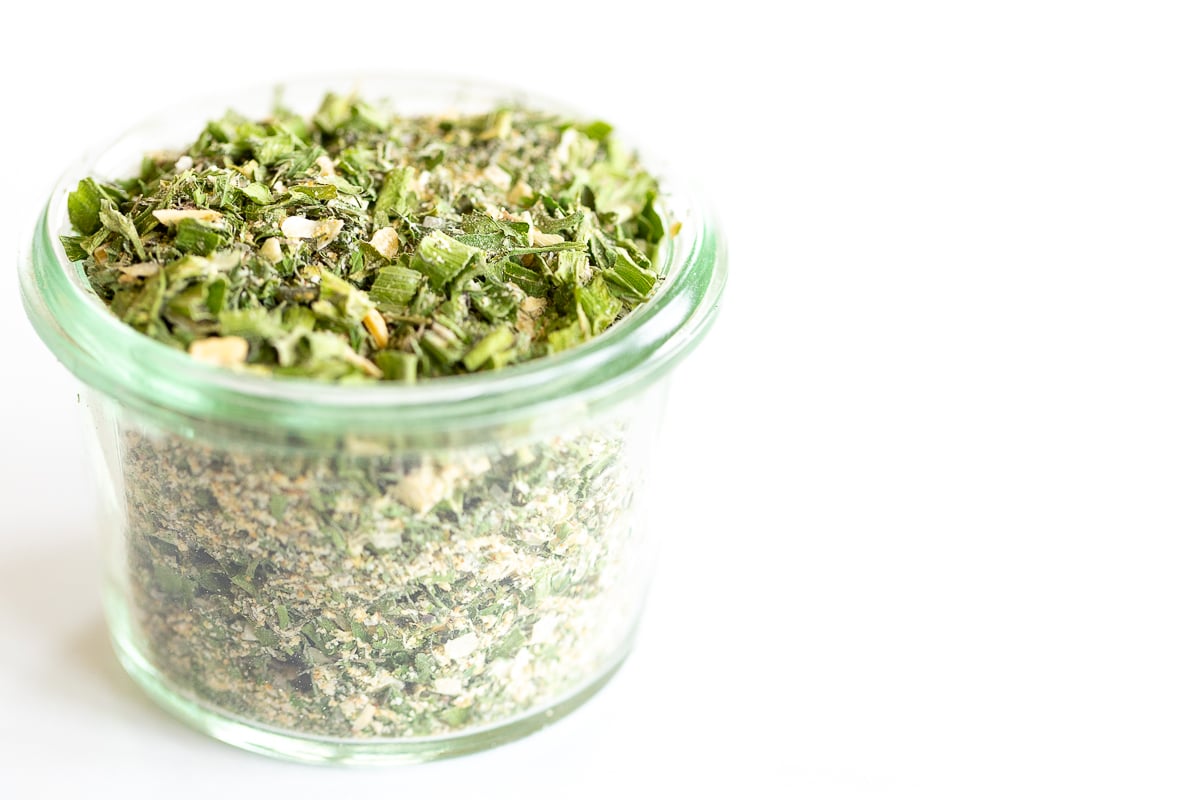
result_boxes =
[106,603,633,765]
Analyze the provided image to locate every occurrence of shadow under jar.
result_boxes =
[20,75,726,764]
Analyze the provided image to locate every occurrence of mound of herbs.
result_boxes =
[61,94,665,381]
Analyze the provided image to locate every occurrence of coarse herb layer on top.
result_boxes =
[62,94,666,381]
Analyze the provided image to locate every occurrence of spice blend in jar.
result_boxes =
[23,77,725,764]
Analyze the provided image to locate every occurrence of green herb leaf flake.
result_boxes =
[67,177,106,236]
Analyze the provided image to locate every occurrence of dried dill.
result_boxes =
[62,94,665,380]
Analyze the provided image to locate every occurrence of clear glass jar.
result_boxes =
[19,75,726,764]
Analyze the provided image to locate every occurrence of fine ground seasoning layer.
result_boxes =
[117,418,653,738]
[65,94,670,743]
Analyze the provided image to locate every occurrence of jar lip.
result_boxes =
[22,73,726,430]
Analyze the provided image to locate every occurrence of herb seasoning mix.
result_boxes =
[22,77,726,763]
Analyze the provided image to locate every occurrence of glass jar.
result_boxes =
[19,75,726,764]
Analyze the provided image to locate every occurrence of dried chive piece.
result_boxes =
[462,327,515,371]
[369,266,424,312]
[62,95,666,380]
[415,231,482,291]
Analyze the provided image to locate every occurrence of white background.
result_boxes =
[2,1,1199,797]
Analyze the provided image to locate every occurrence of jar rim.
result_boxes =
[21,73,726,433]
